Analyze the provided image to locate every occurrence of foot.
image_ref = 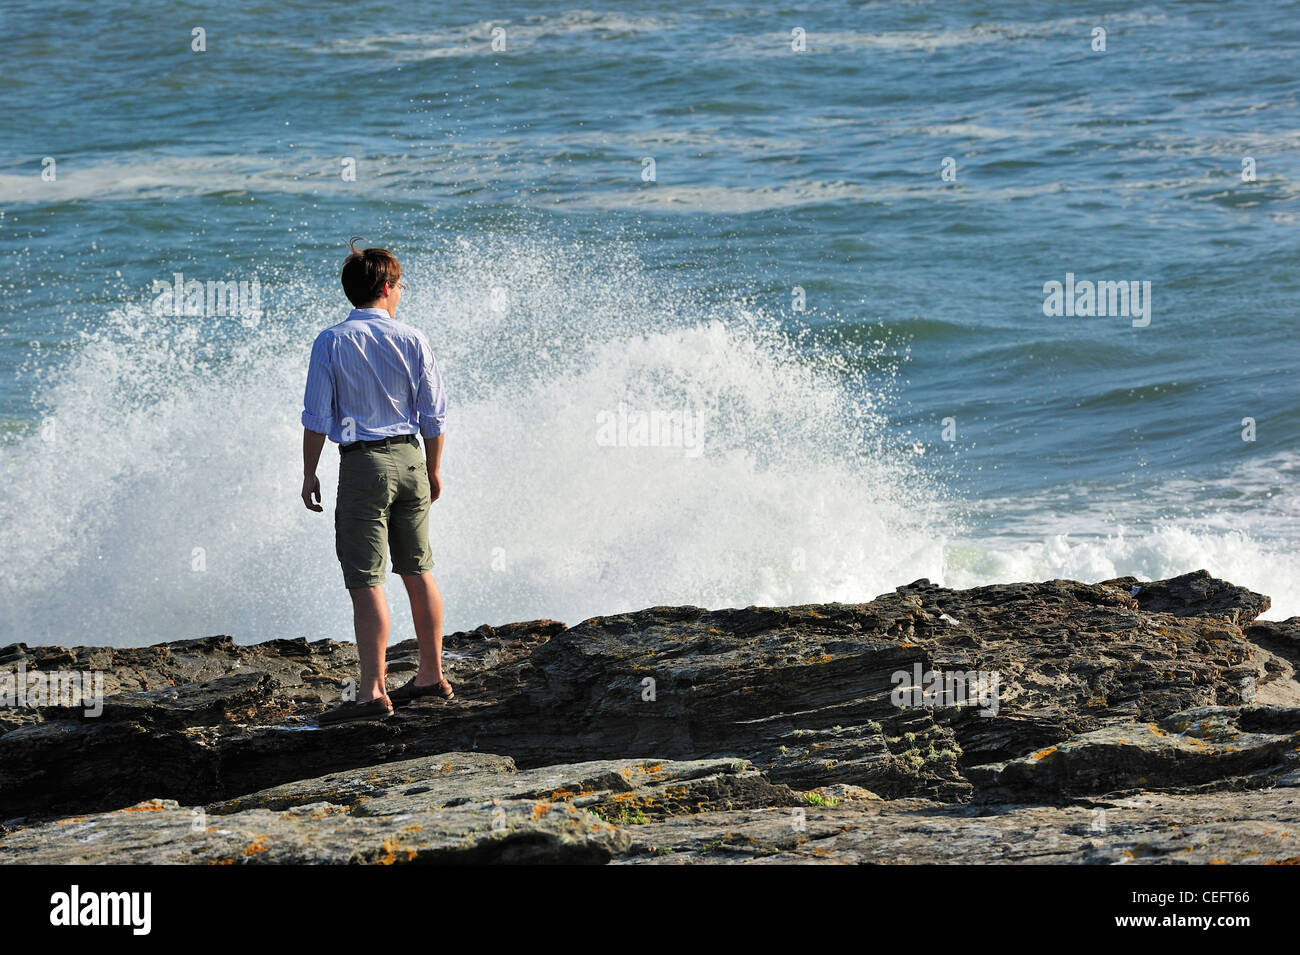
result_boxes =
[317,695,394,725]
[388,675,454,707]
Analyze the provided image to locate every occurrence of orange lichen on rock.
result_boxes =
[377,839,416,864]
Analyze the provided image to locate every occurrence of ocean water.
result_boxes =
[1,1,1297,647]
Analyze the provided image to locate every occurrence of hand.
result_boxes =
[429,469,441,503]
[302,474,323,511]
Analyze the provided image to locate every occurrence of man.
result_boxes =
[300,238,453,724]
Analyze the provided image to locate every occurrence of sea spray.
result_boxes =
[0,236,950,646]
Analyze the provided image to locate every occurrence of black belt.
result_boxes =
[339,433,418,455]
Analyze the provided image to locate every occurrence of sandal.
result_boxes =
[388,676,454,707]
[317,695,394,725]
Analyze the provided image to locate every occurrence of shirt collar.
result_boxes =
[347,307,392,320]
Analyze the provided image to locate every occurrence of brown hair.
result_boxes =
[341,237,401,307]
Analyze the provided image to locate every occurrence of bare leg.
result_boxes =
[348,584,390,703]
[399,571,447,687]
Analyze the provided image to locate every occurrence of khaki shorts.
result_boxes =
[334,436,433,589]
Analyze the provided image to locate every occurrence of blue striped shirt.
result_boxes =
[301,307,447,444]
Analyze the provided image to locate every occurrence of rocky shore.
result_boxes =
[2,570,1298,864]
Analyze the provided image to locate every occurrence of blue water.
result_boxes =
[2,1,1297,646]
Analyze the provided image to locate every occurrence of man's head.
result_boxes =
[341,237,403,315]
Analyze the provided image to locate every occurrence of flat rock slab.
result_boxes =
[0,754,795,864]
[205,754,803,822]
[205,752,518,814]
[982,705,1300,796]
[0,797,627,865]
[614,788,1300,865]
[8,751,1295,864]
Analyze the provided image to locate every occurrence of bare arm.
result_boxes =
[302,428,327,511]
[423,432,444,503]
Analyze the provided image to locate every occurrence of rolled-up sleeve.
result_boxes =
[301,333,336,436]
[415,335,447,438]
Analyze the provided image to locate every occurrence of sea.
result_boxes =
[1,1,1297,647]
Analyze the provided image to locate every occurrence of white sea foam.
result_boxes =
[951,455,1300,619]
[0,237,944,646]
